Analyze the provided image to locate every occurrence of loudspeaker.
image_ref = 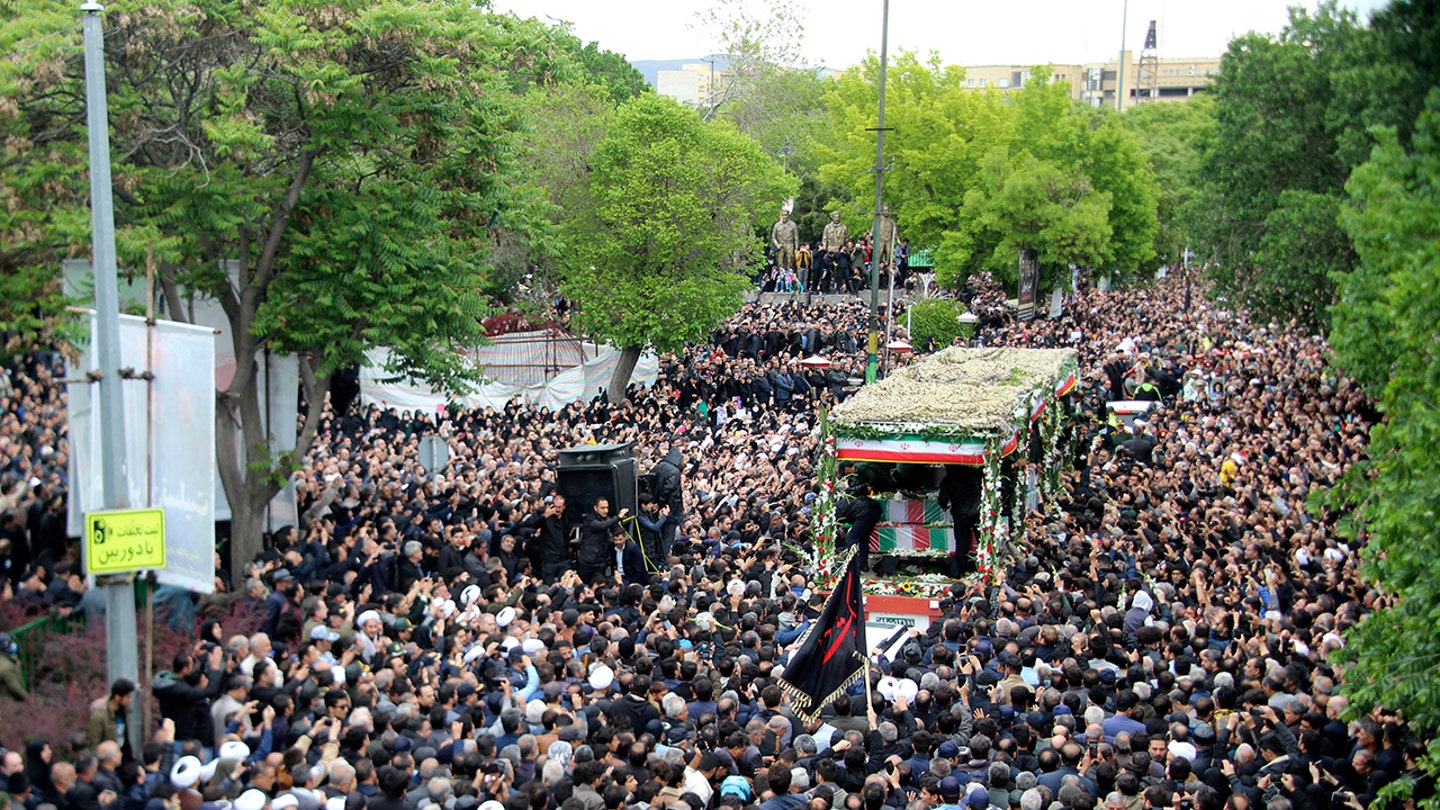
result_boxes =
[556,443,637,532]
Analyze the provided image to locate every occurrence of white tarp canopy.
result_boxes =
[359,343,660,414]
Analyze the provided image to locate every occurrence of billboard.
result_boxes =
[67,314,218,593]
[1017,249,1040,321]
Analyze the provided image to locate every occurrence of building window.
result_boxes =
[998,78,1009,88]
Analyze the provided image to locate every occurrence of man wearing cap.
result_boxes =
[169,756,206,810]
[356,611,383,660]
[935,776,965,810]
[236,788,271,810]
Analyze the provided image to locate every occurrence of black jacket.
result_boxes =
[652,448,684,515]
[150,666,222,744]
[578,511,621,572]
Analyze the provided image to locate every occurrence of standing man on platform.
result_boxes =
[772,211,800,280]
[937,466,983,577]
[820,212,849,294]
[651,444,684,560]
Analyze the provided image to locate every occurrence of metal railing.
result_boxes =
[6,612,83,690]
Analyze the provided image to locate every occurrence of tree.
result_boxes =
[496,81,618,304]
[905,297,963,352]
[1327,92,1440,783]
[1,0,571,573]
[820,59,1156,289]
[693,0,806,123]
[1194,2,1387,331]
[1119,96,1214,267]
[961,149,1112,291]
[819,51,1012,281]
[560,94,792,401]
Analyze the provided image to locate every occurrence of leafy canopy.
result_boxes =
[1192,1,1420,332]
[560,94,793,354]
[1327,90,1440,736]
[819,55,1156,291]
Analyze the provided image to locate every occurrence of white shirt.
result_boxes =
[682,767,714,806]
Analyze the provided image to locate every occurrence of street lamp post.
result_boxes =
[81,0,139,753]
[866,0,890,383]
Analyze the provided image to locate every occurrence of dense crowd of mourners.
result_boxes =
[0,272,1432,810]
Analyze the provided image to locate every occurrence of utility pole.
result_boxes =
[82,0,139,752]
[1116,0,1128,112]
[866,0,890,384]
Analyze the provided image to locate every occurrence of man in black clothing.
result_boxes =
[838,482,880,572]
[578,498,625,584]
[650,445,684,557]
[529,496,570,581]
[609,675,660,734]
[937,466,983,576]
[150,646,225,746]
[367,765,411,810]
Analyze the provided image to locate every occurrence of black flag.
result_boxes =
[778,547,867,722]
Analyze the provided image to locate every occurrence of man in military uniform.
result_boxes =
[819,212,849,294]
[771,211,799,273]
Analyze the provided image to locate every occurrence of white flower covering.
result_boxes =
[833,347,1078,432]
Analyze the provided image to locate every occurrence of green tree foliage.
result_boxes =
[560,94,792,400]
[1194,1,1411,332]
[1,0,570,570]
[517,21,648,105]
[1119,96,1214,267]
[820,58,1156,290]
[497,81,618,304]
[693,0,831,192]
[1328,92,1440,767]
[904,297,964,352]
[1252,190,1356,331]
[820,52,1011,276]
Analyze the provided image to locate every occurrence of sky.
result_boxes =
[489,0,1391,70]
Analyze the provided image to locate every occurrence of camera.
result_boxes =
[1250,707,1266,719]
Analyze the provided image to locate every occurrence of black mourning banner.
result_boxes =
[1018,249,1040,322]
[778,547,867,722]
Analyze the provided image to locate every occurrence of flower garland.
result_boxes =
[1040,393,1065,498]
[976,436,1007,585]
[834,421,990,444]
[804,405,849,590]
[863,574,955,599]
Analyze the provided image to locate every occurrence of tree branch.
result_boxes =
[255,149,318,290]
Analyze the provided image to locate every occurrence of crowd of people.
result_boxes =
[0,270,1432,810]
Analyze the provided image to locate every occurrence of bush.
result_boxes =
[0,592,238,750]
[907,298,964,351]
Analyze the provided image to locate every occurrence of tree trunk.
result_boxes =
[607,345,642,404]
[228,495,265,584]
